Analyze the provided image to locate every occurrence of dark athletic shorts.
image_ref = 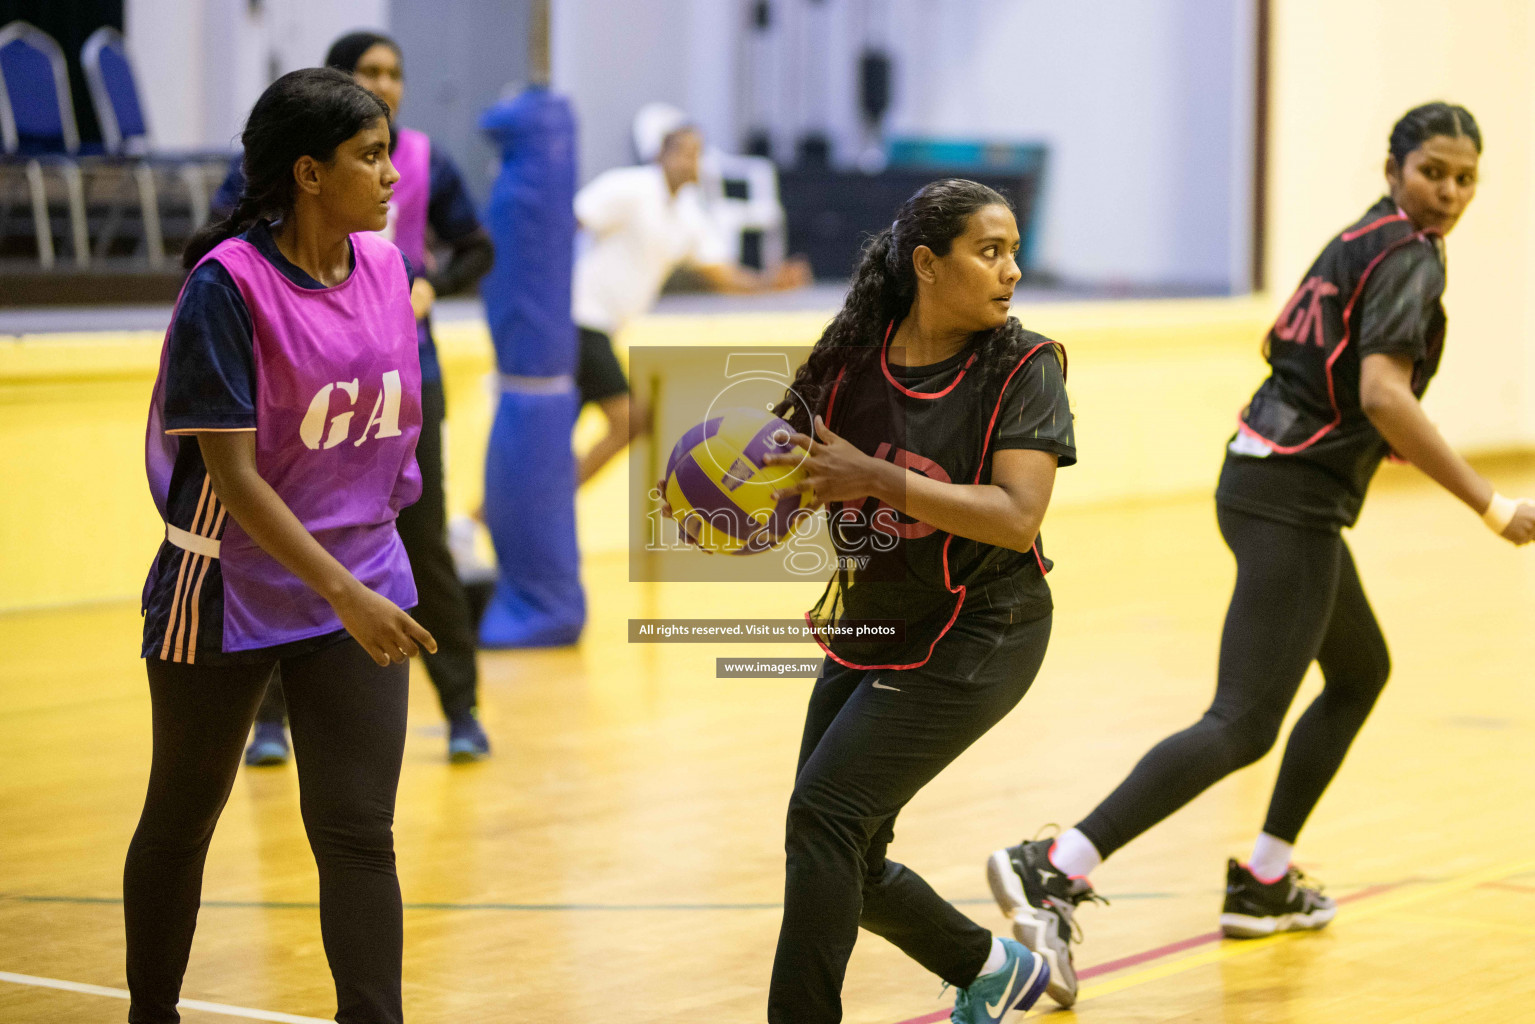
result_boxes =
[576,326,629,405]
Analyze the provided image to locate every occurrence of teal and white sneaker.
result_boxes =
[950,938,1050,1024]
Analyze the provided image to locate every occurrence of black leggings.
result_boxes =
[1078,504,1391,858]
[124,639,409,1024]
[770,600,1052,1024]
[257,378,479,727]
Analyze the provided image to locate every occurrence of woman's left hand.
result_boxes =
[765,416,886,508]
[410,278,437,320]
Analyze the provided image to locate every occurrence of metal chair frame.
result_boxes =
[0,20,89,268]
[83,26,231,266]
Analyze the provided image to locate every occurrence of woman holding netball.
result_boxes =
[987,102,1535,1010]
[126,68,430,1023]
[754,178,1076,1024]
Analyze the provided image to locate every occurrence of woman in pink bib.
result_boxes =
[127,68,430,1024]
[214,31,496,766]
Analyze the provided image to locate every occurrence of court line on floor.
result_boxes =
[1394,909,1535,939]
[890,858,1535,1024]
[1059,859,1535,1009]
[1070,881,1399,981]
[0,971,330,1023]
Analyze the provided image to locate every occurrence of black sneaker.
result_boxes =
[986,838,1103,1008]
[1219,859,1336,938]
[447,710,491,764]
[243,722,289,767]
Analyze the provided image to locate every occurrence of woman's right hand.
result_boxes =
[1501,501,1535,545]
[656,478,711,554]
[773,255,814,290]
[332,581,438,666]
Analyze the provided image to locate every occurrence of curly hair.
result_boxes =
[775,178,1042,431]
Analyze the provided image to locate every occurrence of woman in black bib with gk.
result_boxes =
[757,179,1076,1024]
[987,102,1535,1011]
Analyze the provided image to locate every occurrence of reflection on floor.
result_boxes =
[2,459,1533,1022]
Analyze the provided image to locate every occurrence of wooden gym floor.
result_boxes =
[3,458,1533,1023]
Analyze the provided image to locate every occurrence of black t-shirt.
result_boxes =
[882,337,1077,586]
[810,330,1075,668]
[1218,211,1446,530]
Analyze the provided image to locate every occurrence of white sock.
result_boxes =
[1248,833,1293,883]
[979,936,1008,976]
[1049,828,1103,879]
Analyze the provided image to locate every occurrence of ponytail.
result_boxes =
[775,228,907,431]
[183,190,267,269]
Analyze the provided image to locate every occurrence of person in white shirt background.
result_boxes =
[571,104,812,485]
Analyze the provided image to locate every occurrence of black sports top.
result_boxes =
[805,322,1075,669]
[1218,196,1447,529]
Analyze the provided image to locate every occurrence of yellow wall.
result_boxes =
[1268,0,1535,449]
[5,283,1533,612]
[1,301,1283,612]
[1,334,168,614]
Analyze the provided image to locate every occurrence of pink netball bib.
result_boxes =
[192,231,421,650]
[385,126,430,269]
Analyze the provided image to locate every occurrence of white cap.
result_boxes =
[632,102,693,163]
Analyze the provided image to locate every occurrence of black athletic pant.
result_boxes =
[256,378,478,727]
[125,640,409,1024]
[1077,504,1391,859]
[769,601,1053,1024]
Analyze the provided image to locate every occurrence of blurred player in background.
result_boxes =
[572,103,812,485]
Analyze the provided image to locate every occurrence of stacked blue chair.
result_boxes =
[82,27,233,265]
[0,20,88,267]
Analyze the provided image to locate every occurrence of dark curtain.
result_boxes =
[0,0,125,148]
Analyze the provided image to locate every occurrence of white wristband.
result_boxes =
[1482,492,1517,535]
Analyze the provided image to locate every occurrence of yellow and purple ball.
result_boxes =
[663,408,812,555]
